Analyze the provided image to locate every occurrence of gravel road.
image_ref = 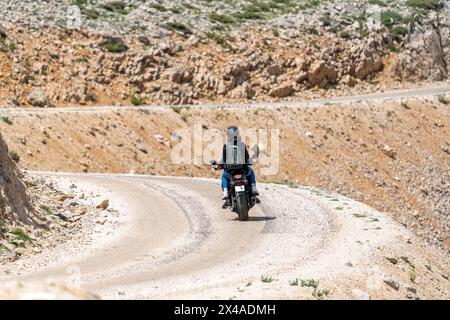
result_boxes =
[2,173,448,299]
[1,85,449,114]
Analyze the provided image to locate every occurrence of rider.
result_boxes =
[220,125,259,200]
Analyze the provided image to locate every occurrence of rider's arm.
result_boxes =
[217,144,226,169]
[245,144,251,165]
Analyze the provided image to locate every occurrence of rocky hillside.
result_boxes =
[0,0,449,107]
[1,133,99,264]
[0,133,34,224]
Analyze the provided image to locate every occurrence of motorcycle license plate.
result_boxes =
[235,185,245,192]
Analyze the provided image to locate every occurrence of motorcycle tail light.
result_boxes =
[234,175,242,179]
[236,181,243,186]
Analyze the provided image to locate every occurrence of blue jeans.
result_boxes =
[222,168,256,190]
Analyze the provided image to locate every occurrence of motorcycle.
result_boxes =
[209,160,258,221]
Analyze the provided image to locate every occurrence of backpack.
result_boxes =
[224,142,246,171]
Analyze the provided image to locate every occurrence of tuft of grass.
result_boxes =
[261,275,274,283]
[171,106,183,113]
[1,116,13,125]
[312,288,330,299]
[10,227,32,242]
[401,101,411,109]
[130,94,144,106]
[353,213,367,218]
[300,279,319,289]
[77,56,89,63]
[9,151,20,163]
[410,269,416,283]
[209,13,235,24]
[8,42,16,51]
[289,278,299,286]
[40,205,52,214]
[205,32,235,53]
[102,40,128,53]
[437,95,448,105]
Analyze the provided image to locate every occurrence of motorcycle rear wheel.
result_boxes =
[236,193,249,221]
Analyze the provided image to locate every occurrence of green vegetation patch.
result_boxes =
[406,0,442,10]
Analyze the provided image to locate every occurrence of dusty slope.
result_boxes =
[0,173,448,300]
[1,0,449,107]
[0,94,449,253]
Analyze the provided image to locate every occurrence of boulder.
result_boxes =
[307,61,337,88]
[269,84,293,98]
[171,68,193,84]
[27,88,48,107]
[266,64,283,76]
[394,23,447,81]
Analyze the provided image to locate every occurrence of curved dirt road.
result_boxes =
[2,173,448,299]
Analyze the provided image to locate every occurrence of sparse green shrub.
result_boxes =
[130,94,144,106]
[209,13,235,24]
[319,16,333,27]
[380,11,404,27]
[10,227,31,242]
[169,7,182,14]
[82,8,100,19]
[272,27,280,37]
[261,275,274,283]
[149,3,167,12]
[171,106,183,113]
[98,1,127,14]
[340,30,351,39]
[312,288,330,299]
[8,42,16,51]
[165,21,192,35]
[102,39,128,53]
[392,25,408,36]
[437,95,448,104]
[73,0,88,7]
[205,31,226,45]
[300,279,319,288]
[307,26,318,35]
[1,116,13,125]
[406,0,441,10]
[368,0,387,6]
[9,151,20,163]
[40,205,52,214]
[289,279,299,286]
